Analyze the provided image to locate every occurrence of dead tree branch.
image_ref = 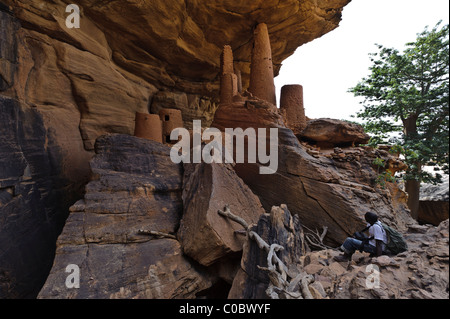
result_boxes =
[218,205,319,299]
[218,205,249,230]
[300,275,315,299]
[303,225,332,250]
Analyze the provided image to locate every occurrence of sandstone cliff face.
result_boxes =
[1,0,350,298]
[37,19,431,299]
[38,134,265,299]
[3,0,350,139]
[0,95,83,298]
[4,0,445,300]
[37,134,214,299]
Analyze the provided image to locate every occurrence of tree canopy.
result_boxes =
[350,21,449,183]
[349,21,449,218]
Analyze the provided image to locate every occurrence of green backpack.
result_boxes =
[381,223,408,255]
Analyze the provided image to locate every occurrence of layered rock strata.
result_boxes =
[0,95,90,298]
[37,134,216,299]
[418,175,449,226]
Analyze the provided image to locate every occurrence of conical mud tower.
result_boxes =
[220,45,238,105]
[280,84,307,134]
[248,23,277,107]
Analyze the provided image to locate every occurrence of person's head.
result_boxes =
[364,212,378,225]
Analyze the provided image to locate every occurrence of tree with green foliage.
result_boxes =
[350,21,449,219]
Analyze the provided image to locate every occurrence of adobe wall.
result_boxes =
[159,108,184,144]
[134,112,163,143]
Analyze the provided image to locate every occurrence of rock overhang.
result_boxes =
[7,0,351,96]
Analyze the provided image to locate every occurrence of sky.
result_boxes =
[274,0,450,122]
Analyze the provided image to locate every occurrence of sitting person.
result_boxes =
[334,212,388,262]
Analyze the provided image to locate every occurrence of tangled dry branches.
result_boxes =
[303,225,333,250]
[218,205,320,299]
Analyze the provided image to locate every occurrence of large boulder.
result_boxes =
[418,175,449,226]
[178,162,265,266]
[299,118,370,148]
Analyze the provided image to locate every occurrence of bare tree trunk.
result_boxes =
[403,115,421,220]
[406,178,421,220]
